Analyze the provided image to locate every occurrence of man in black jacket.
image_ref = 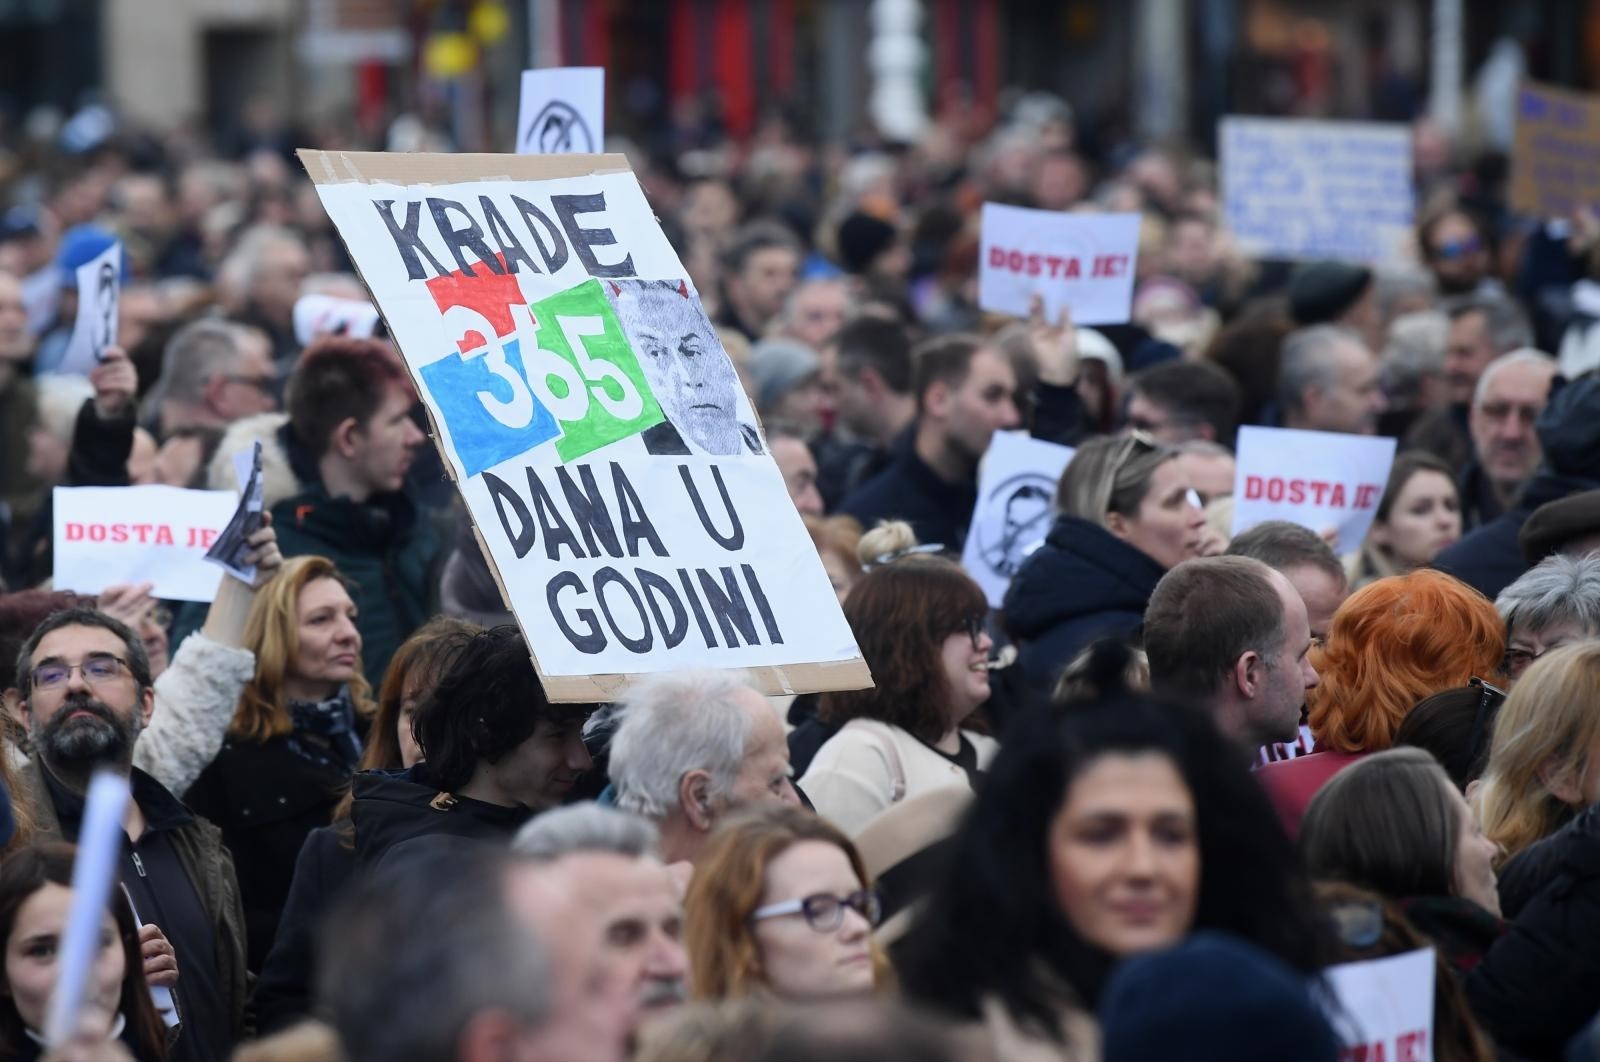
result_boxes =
[1436,374,1600,600]
[16,607,248,1062]
[840,334,1020,550]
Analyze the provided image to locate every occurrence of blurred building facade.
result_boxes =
[0,0,1596,152]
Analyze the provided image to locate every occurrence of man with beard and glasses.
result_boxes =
[14,607,248,1062]
[514,804,690,1043]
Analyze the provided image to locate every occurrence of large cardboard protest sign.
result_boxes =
[1220,118,1414,264]
[1511,81,1600,218]
[53,486,238,602]
[299,150,868,700]
[1323,948,1435,1061]
[961,432,1074,607]
[1231,426,1396,555]
[978,205,1139,325]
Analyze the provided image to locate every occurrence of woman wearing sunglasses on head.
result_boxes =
[1003,432,1209,699]
[683,805,886,1003]
[798,527,999,836]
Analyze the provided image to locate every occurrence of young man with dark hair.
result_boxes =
[1143,556,1319,753]
[1124,360,1243,448]
[838,334,1019,549]
[349,625,597,868]
[15,607,249,1062]
[815,315,919,508]
[716,220,801,342]
[274,336,438,681]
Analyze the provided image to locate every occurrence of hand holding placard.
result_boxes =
[1230,426,1397,554]
[978,204,1140,326]
[1027,293,1080,387]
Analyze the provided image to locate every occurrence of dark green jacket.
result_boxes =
[270,482,442,685]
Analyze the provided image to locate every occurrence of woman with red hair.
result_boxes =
[1256,569,1504,836]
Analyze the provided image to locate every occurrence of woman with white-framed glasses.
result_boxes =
[683,804,885,1003]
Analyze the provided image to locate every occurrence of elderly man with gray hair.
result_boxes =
[513,805,691,1025]
[1496,552,1600,687]
[1277,324,1387,436]
[609,669,801,866]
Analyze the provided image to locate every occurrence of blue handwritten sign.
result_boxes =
[1512,82,1600,219]
[1220,118,1414,264]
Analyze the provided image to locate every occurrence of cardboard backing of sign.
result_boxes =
[298,149,872,702]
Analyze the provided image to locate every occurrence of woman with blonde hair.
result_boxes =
[684,804,886,1002]
[185,555,375,971]
[1256,569,1504,836]
[1475,643,1600,889]
[1005,432,1208,696]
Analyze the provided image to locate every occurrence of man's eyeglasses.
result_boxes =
[224,374,277,396]
[30,654,130,692]
[750,889,882,933]
[1435,235,1483,261]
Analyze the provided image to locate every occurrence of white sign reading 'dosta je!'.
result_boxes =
[978,204,1140,326]
[53,486,239,602]
[1322,947,1435,1062]
[1231,426,1397,555]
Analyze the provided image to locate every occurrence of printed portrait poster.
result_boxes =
[961,432,1074,608]
[56,241,121,375]
[299,151,869,700]
[517,68,605,155]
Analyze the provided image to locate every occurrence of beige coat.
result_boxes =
[798,718,999,836]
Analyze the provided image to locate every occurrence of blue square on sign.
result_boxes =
[420,338,560,477]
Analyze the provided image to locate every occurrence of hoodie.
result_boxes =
[1002,514,1167,698]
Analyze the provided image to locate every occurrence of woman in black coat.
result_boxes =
[1003,432,1209,697]
[185,555,375,972]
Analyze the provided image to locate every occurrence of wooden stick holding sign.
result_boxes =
[298,149,871,701]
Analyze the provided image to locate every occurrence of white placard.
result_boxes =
[961,432,1075,607]
[1231,427,1396,555]
[1323,948,1436,1062]
[1220,117,1415,264]
[293,293,381,346]
[53,486,240,602]
[44,772,130,1047]
[518,68,605,154]
[57,242,121,375]
[978,205,1140,325]
[306,157,863,695]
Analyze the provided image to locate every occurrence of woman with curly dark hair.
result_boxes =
[894,644,1326,1059]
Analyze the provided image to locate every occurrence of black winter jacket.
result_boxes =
[1468,802,1600,1059]
[1002,514,1166,698]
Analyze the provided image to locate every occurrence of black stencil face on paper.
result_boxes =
[527,101,595,153]
[974,472,1056,578]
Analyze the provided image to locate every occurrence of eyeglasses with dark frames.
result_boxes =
[749,889,882,933]
[30,654,130,692]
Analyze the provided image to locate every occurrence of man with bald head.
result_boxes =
[1461,350,1558,530]
[1143,556,1321,754]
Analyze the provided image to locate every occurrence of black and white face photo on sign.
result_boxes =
[95,260,118,358]
[607,279,762,457]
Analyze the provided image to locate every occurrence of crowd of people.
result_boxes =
[5,82,1600,1062]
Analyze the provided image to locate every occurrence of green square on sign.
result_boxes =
[531,279,666,461]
